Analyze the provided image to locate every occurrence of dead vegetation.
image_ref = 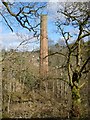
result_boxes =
[2,42,89,118]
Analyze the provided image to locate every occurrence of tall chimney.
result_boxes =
[40,15,48,77]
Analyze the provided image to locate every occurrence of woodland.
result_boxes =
[0,1,90,119]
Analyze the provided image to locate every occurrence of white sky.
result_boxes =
[1,32,39,51]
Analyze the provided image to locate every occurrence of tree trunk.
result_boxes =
[70,38,82,118]
[70,72,82,118]
[71,85,81,118]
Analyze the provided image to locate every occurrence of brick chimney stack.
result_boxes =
[40,15,48,77]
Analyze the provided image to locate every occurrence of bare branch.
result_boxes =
[79,56,90,76]
[0,12,13,32]
[1,1,46,36]
[2,2,17,16]
[43,51,66,59]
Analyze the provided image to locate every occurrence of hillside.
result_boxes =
[2,41,89,118]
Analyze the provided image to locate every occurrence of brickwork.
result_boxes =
[40,15,48,77]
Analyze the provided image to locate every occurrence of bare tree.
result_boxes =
[0,1,46,62]
[55,2,90,118]
[1,1,46,36]
[1,1,90,118]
